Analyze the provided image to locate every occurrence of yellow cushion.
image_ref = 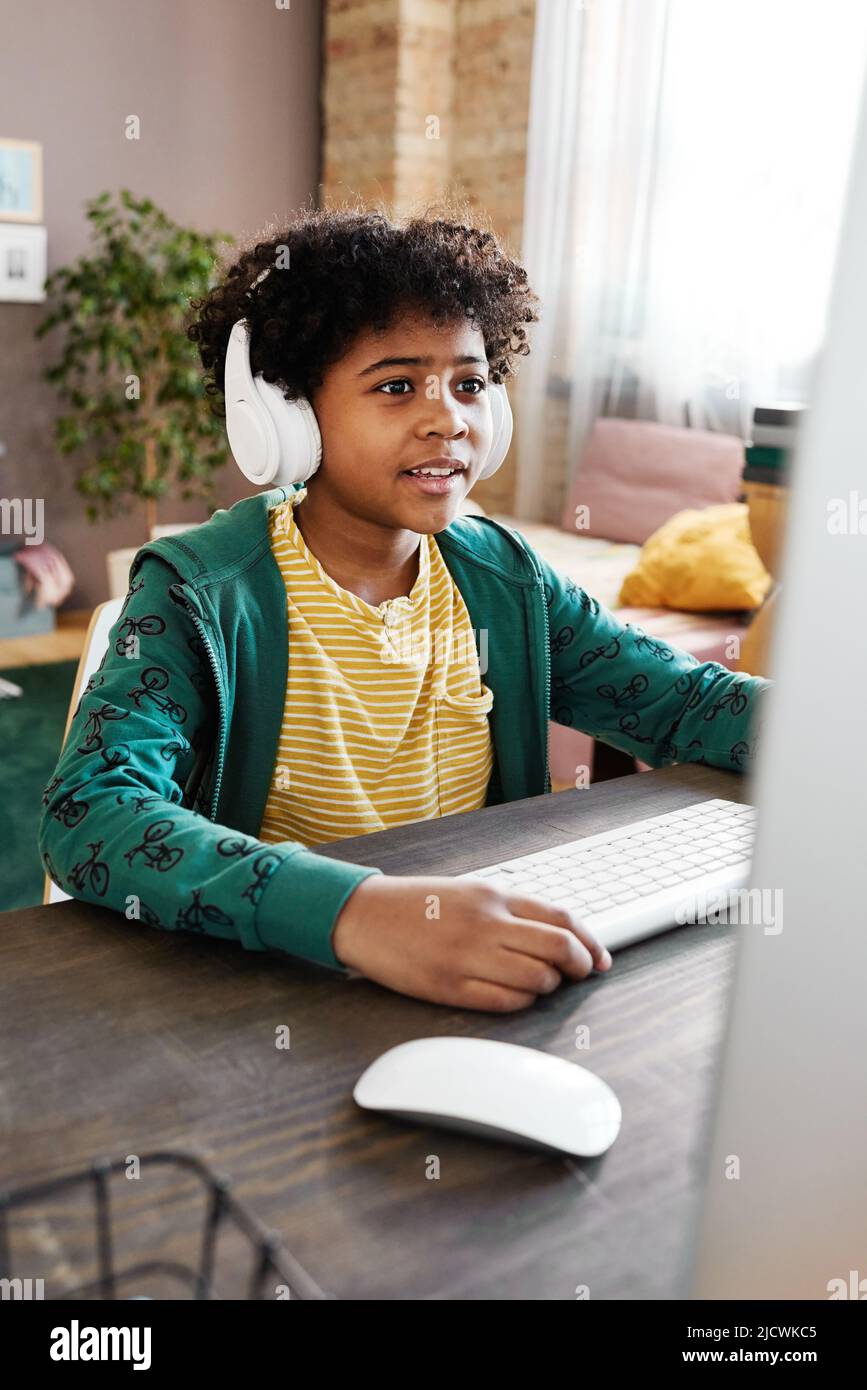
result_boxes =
[618,502,771,611]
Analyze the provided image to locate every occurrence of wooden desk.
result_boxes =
[0,764,753,1300]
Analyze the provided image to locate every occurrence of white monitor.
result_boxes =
[687,66,867,1299]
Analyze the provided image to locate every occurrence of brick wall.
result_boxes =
[322,0,537,515]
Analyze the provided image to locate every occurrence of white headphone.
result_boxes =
[224,317,513,487]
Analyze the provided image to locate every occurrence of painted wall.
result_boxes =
[0,0,323,608]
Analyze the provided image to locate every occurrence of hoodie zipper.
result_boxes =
[169,583,226,822]
[466,520,551,794]
[537,574,552,794]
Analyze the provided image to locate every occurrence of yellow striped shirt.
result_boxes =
[258,488,494,848]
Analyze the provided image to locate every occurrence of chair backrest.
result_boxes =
[44,597,125,906]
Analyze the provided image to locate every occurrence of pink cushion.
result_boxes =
[560,418,745,544]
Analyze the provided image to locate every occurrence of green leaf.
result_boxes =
[38,188,232,522]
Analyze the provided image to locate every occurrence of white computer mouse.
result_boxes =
[353,1037,621,1157]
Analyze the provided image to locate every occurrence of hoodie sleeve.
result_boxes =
[538,555,773,773]
[37,553,381,972]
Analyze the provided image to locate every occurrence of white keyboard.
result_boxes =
[459,798,757,953]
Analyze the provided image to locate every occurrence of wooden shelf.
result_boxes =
[0,609,90,669]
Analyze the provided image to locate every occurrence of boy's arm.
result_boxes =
[539,557,772,772]
[38,553,381,972]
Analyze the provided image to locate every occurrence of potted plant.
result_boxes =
[36,190,235,597]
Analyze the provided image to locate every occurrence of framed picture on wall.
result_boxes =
[0,138,44,223]
[0,224,47,302]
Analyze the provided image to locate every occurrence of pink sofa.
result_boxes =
[490,418,751,787]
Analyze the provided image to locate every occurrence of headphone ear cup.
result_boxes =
[254,376,322,486]
[477,382,513,480]
[225,319,323,487]
[226,390,281,486]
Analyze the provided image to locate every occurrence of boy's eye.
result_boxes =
[375,377,488,396]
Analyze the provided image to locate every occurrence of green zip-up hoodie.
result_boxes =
[38,486,771,973]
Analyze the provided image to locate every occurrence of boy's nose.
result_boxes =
[419,399,470,438]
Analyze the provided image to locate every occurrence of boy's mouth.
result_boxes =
[400,457,469,496]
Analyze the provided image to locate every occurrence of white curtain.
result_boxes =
[515,0,867,521]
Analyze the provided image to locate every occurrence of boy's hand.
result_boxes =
[331,874,612,1012]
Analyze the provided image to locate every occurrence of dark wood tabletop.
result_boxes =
[0,763,754,1300]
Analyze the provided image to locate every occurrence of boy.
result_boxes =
[39,207,771,1012]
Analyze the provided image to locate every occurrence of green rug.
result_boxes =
[0,660,79,912]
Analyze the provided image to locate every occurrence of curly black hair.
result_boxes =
[186,199,541,414]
